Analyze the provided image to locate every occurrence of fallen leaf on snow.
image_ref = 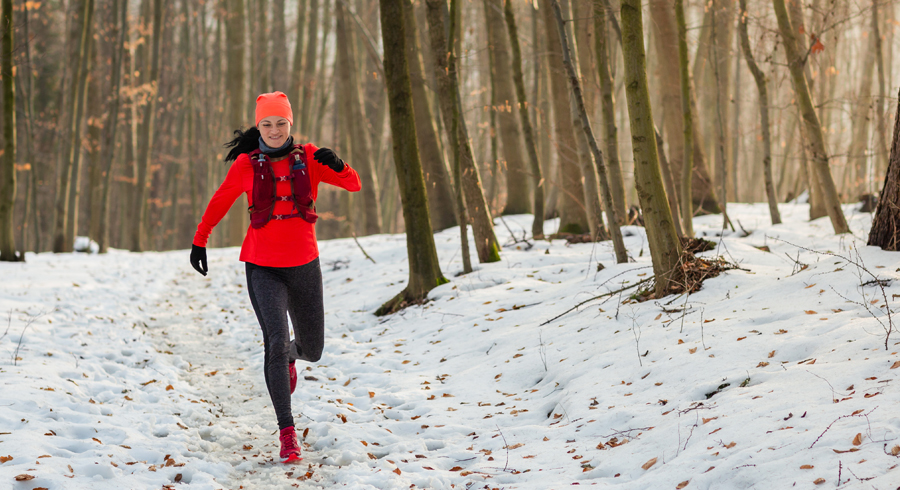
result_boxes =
[642,457,657,470]
[676,481,690,489]
[805,310,817,315]
[0,455,11,463]
[814,478,825,485]
[891,361,900,369]
[15,474,34,481]
[768,350,776,358]
[757,362,769,367]
[890,446,900,456]
[800,465,814,469]
[689,348,698,354]
[852,433,863,446]
[724,442,736,449]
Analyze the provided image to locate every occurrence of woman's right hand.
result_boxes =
[190,245,208,276]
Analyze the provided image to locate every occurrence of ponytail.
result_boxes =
[223,127,261,163]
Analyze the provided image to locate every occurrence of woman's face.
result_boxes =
[259,116,291,148]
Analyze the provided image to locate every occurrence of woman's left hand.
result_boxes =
[314,147,345,172]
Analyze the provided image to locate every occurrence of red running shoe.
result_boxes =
[289,361,297,394]
[279,426,302,463]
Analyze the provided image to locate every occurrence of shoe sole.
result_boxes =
[281,453,303,464]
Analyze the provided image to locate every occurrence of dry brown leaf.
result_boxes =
[0,455,11,463]
[757,362,769,367]
[805,310,817,315]
[768,350,775,358]
[702,417,718,425]
[523,455,535,459]
[800,464,814,469]
[724,442,736,449]
[737,336,747,341]
[165,385,174,391]
[242,444,252,450]
[641,457,657,470]
[654,314,662,321]
[676,481,690,489]
[689,347,698,354]
[891,446,900,456]
[677,339,684,344]
[14,474,34,481]
[393,468,401,475]
[852,433,863,446]
[832,448,860,454]
[507,443,524,449]
[814,478,825,485]
[891,361,900,369]
[450,466,463,471]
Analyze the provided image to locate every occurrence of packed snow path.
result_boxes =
[3,206,900,489]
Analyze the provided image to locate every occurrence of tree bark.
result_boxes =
[131,0,163,251]
[872,0,889,183]
[299,0,320,136]
[425,0,500,264]
[552,1,626,263]
[0,0,16,260]
[290,0,307,122]
[773,0,848,234]
[847,28,876,199]
[21,3,40,252]
[621,0,682,296]
[673,0,694,236]
[484,0,530,215]
[503,0,544,237]
[538,0,588,234]
[98,0,127,253]
[402,0,456,232]
[868,87,900,250]
[271,0,287,91]
[375,0,448,315]
[593,0,626,227]
[336,1,381,235]
[737,0,781,225]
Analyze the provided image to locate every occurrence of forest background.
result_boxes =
[0,0,898,264]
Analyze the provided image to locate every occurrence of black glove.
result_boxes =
[314,147,345,172]
[190,244,208,276]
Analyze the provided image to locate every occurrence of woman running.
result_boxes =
[189,91,361,462]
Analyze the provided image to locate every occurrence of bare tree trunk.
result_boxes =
[538,0,588,235]
[21,3,40,252]
[98,0,126,253]
[847,29,876,199]
[868,87,900,250]
[299,0,320,136]
[621,0,682,296]
[594,0,626,227]
[773,0,848,234]
[738,0,780,225]
[271,0,287,91]
[730,27,741,202]
[290,0,307,124]
[503,0,544,237]
[673,0,694,236]
[872,0,889,183]
[403,0,456,232]
[375,0,448,315]
[335,2,382,236]
[0,0,16,260]
[425,0,500,264]
[131,0,163,251]
[484,0,530,215]
[552,1,626,263]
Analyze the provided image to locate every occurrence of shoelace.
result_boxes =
[281,431,300,453]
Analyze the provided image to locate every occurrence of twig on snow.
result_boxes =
[351,233,376,264]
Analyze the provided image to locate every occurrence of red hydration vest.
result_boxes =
[247,145,318,229]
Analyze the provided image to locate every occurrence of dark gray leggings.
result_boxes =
[245,259,324,430]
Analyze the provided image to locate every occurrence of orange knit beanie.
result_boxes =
[255,91,294,127]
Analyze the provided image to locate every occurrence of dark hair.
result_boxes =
[223,126,261,163]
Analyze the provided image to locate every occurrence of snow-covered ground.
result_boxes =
[2,203,899,490]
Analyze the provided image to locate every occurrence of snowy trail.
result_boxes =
[4,206,900,489]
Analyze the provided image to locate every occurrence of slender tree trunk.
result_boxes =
[673,0,694,235]
[86,33,105,245]
[0,0,15,260]
[649,0,684,208]
[336,1,381,235]
[655,126,684,237]
[738,0,780,225]
[872,0,889,182]
[503,0,544,237]
[868,87,900,250]
[552,1,626,263]
[593,0,625,227]
[621,0,682,296]
[98,0,126,253]
[375,0,448,315]
[299,0,320,136]
[131,0,163,251]
[21,3,40,252]
[484,0,530,215]
[271,0,287,91]
[847,30,876,199]
[730,27,741,202]
[773,0,848,234]
[425,0,500,264]
[538,0,588,234]
[290,0,307,126]
[402,0,456,232]
[711,0,728,220]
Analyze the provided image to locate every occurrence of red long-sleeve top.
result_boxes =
[193,143,361,267]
